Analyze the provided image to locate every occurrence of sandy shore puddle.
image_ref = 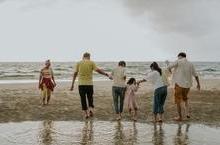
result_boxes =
[0,121,219,145]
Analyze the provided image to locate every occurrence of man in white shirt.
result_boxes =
[111,61,127,120]
[168,52,200,121]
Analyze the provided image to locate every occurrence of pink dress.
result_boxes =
[124,84,139,110]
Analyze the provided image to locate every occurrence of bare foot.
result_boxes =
[116,114,121,121]
[89,111,94,117]
[133,116,137,122]
[158,120,163,123]
[84,114,89,119]
[174,117,182,121]
[151,120,157,123]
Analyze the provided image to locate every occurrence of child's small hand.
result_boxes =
[136,80,142,85]
[108,75,113,80]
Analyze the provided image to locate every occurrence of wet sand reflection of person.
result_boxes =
[113,122,138,145]
[39,120,54,145]
[152,123,165,145]
[80,120,94,145]
[173,124,190,145]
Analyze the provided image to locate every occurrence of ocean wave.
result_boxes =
[54,68,70,71]
[203,68,217,72]
[0,74,35,78]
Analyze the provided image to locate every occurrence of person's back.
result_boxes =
[172,58,197,88]
[112,66,126,87]
[71,52,109,119]
[168,52,200,121]
[111,61,126,120]
[76,60,97,86]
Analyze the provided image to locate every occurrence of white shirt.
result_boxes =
[168,58,198,88]
[145,71,165,90]
[112,67,126,87]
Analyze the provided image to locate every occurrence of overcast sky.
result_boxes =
[0,0,219,62]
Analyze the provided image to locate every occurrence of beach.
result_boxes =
[0,79,220,125]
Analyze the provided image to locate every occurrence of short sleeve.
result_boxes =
[75,62,79,72]
[168,60,178,70]
[192,64,198,77]
[123,68,126,77]
[92,62,97,70]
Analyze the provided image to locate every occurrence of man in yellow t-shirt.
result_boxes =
[70,52,109,119]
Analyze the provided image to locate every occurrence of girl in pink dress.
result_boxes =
[124,78,140,121]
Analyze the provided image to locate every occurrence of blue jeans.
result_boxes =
[153,86,167,114]
[112,86,126,114]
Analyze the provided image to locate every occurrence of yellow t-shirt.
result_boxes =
[75,60,97,85]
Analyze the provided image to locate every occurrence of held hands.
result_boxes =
[108,74,113,80]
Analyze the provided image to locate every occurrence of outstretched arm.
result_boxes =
[167,61,178,73]
[137,79,147,85]
[96,68,109,77]
[70,71,78,91]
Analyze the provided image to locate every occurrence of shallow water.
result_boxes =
[0,121,219,145]
[0,62,220,83]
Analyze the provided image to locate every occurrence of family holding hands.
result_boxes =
[39,52,200,123]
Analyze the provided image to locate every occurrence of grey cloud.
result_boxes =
[122,0,220,37]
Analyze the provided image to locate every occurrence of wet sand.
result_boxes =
[0,121,220,145]
[0,80,220,125]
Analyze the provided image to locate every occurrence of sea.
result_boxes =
[0,62,219,84]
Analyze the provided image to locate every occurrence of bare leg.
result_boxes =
[83,110,89,119]
[133,110,137,121]
[184,100,190,118]
[152,114,157,123]
[175,103,182,121]
[46,90,51,105]
[115,113,121,121]
[158,113,163,122]
[42,85,47,106]
[89,107,94,117]
[42,96,46,105]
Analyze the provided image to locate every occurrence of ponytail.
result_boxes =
[150,62,162,76]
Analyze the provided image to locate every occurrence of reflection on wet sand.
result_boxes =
[0,121,219,145]
[114,121,138,145]
[173,124,190,145]
[152,123,165,145]
[80,120,94,145]
[39,120,54,145]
